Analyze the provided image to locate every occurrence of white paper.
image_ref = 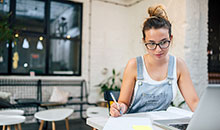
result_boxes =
[146,107,193,120]
[167,107,193,118]
[103,117,152,130]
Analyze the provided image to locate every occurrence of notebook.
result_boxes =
[103,116,153,130]
[146,106,193,121]
[153,85,220,130]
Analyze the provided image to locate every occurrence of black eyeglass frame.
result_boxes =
[145,40,171,50]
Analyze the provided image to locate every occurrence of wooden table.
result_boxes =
[0,115,25,130]
[86,112,165,130]
[0,109,24,116]
[34,108,73,130]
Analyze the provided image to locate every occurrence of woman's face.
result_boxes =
[143,28,172,60]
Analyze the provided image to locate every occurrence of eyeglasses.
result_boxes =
[145,40,170,50]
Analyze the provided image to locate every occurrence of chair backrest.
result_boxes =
[0,98,12,108]
[104,90,120,113]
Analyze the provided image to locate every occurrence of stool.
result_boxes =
[0,109,24,116]
[86,107,108,118]
[0,115,25,130]
[34,108,74,130]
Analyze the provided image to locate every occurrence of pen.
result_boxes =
[110,92,123,115]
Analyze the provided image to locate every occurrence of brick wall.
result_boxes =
[185,0,208,97]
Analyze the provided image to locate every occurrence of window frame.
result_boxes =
[0,0,83,76]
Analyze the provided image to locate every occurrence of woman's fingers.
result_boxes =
[110,107,120,117]
[110,103,121,117]
[119,103,128,114]
[110,102,128,116]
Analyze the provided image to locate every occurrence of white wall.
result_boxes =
[129,0,186,58]
[185,0,208,97]
[89,1,135,102]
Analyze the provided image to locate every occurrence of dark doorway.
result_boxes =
[208,0,220,83]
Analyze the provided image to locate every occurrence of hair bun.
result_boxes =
[148,5,168,20]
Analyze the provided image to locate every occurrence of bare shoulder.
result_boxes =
[124,58,137,79]
[127,58,137,69]
[176,56,186,66]
[176,57,189,77]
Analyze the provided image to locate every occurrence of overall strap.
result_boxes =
[136,56,144,80]
[167,55,174,80]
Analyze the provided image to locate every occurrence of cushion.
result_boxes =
[49,87,70,103]
[0,91,11,102]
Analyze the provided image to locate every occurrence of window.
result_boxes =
[0,41,8,73]
[15,0,45,33]
[0,0,10,73]
[208,0,220,83]
[0,0,10,13]
[11,34,46,74]
[0,0,82,76]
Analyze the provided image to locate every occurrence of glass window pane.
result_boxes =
[49,39,81,75]
[0,0,10,37]
[15,0,45,33]
[50,1,82,38]
[11,35,46,74]
[0,41,8,73]
[0,0,10,13]
[0,0,13,49]
[208,0,220,73]
[0,0,11,74]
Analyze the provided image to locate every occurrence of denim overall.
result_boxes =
[127,55,174,113]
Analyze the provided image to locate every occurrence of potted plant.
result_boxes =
[0,13,15,61]
[97,69,122,93]
[96,69,122,108]
[0,14,14,43]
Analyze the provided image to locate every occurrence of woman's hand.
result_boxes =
[110,102,128,117]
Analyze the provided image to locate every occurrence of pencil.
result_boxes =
[110,92,123,115]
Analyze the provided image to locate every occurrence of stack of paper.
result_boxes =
[103,117,153,130]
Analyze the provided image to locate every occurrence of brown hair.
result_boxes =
[142,5,171,39]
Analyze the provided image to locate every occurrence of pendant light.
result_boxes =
[36,40,43,50]
[22,38,29,49]
[37,36,43,50]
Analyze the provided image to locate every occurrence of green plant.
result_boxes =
[96,69,122,93]
[0,13,15,57]
[0,13,14,42]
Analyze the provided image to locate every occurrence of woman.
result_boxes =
[110,5,199,117]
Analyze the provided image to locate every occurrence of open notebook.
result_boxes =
[146,107,193,120]
[103,107,192,130]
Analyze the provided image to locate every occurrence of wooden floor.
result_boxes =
[1,118,92,130]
